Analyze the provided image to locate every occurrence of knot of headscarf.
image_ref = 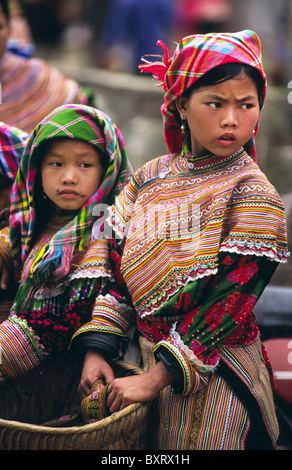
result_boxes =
[139,30,267,160]
[9,104,133,280]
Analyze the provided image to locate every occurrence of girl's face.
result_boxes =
[176,73,260,158]
[41,139,104,213]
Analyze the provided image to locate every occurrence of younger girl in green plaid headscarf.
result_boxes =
[0,104,132,383]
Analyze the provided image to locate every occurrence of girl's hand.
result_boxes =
[0,255,11,291]
[106,361,174,413]
[78,349,115,400]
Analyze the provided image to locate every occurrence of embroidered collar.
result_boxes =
[175,139,245,174]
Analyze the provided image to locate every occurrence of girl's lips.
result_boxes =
[217,132,236,146]
[59,190,80,199]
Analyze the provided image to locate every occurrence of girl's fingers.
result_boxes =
[108,394,123,413]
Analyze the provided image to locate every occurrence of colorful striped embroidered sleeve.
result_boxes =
[73,289,135,340]
[0,227,13,272]
[153,253,278,396]
[0,228,16,323]
[70,238,136,354]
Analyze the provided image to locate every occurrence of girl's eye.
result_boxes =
[208,102,221,108]
[80,162,92,168]
[241,103,254,109]
[50,161,62,167]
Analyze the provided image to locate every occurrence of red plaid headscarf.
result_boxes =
[139,30,267,160]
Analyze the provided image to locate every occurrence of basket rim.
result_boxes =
[0,360,150,435]
[0,401,151,435]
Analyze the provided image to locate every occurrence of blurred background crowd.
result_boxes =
[11,0,292,84]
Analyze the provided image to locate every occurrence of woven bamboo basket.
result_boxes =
[0,359,152,450]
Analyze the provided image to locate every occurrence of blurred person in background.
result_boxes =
[98,0,174,73]
[17,0,64,46]
[228,0,290,85]
[173,0,231,40]
[6,0,34,58]
[0,0,97,133]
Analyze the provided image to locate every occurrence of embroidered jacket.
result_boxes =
[72,146,288,395]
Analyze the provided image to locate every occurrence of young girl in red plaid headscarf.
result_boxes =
[78,31,289,450]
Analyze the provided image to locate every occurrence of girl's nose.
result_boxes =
[221,108,238,128]
[61,167,78,184]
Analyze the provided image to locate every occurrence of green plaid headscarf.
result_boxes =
[9,104,132,280]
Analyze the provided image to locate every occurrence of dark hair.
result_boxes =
[0,174,13,191]
[183,62,265,108]
[0,0,9,19]
[0,175,12,229]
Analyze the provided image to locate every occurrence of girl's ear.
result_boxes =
[175,96,188,120]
